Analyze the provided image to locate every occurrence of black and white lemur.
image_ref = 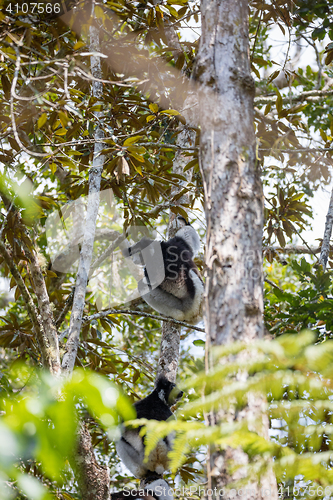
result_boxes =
[116,376,183,479]
[122,217,204,324]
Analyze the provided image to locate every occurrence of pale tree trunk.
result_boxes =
[60,18,110,499]
[61,21,104,376]
[197,1,277,499]
[156,27,198,384]
[319,185,333,270]
[156,108,198,384]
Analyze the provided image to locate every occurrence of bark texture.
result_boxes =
[197,1,277,498]
[74,423,110,500]
[23,244,61,377]
[319,186,333,270]
[156,92,198,384]
[61,22,104,376]
[198,0,262,346]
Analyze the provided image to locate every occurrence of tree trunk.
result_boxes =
[319,185,333,270]
[197,0,277,498]
[156,19,198,384]
[62,19,110,499]
[73,423,110,500]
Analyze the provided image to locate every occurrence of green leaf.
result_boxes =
[276,227,286,247]
[320,129,328,142]
[73,41,86,50]
[193,339,205,346]
[37,113,47,129]
[58,112,70,128]
[123,136,143,146]
[267,70,280,83]
[160,109,181,116]
[17,473,52,500]
[127,145,146,162]
[1,74,10,100]
[149,103,159,113]
[264,103,272,115]
[275,89,283,114]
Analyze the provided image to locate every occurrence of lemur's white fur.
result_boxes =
[144,479,174,500]
[175,225,201,257]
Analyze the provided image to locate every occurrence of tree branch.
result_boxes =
[156,104,198,384]
[264,245,321,256]
[60,20,111,500]
[22,240,61,376]
[82,308,205,333]
[255,88,333,106]
[56,287,75,328]
[89,234,125,277]
[264,277,283,292]
[319,186,333,270]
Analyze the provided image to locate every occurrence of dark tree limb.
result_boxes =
[83,308,205,333]
[55,287,75,328]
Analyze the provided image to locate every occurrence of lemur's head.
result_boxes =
[175,217,200,256]
[155,376,183,407]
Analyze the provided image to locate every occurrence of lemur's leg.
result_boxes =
[138,282,188,320]
[116,435,146,478]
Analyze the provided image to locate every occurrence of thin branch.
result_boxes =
[297,31,322,89]
[74,66,136,87]
[259,147,333,153]
[10,47,56,158]
[51,229,120,274]
[264,245,321,255]
[319,186,333,270]
[250,10,262,63]
[64,62,70,99]
[56,287,75,328]
[264,277,283,292]
[82,308,205,333]
[36,136,198,151]
[135,142,198,151]
[89,234,125,277]
[289,222,320,262]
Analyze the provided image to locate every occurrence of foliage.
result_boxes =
[265,259,333,339]
[0,367,133,499]
[141,332,333,496]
